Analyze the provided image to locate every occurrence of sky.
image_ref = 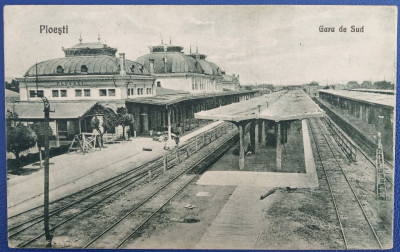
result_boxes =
[3,5,398,86]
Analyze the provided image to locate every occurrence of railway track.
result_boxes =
[322,117,393,187]
[8,122,233,237]
[84,134,238,249]
[312,98,393,168]
[10,157,165,247]
[308,117,383,250]
[10,128,238,248]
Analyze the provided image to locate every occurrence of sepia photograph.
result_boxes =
[3,5,397,249]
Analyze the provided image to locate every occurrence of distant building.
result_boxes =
[221,72,240,90]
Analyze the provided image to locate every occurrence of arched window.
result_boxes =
[81,65,88,73]
[56,65,64,74]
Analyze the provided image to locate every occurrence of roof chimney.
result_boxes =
[233,73,235,77]
[149,58,155,75]
[119,53,126,75]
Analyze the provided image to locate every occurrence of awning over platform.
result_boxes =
[319,89,395,108]
[195,90,325,122]
[7,101,98,120]
[126,90,257,106]
[259,90,325,121]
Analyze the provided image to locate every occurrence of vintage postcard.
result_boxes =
[3,5,397,250]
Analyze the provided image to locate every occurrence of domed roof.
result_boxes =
[196,59,221,75]
[137,43,222,76]
[24,39,150,77]
[137,52,204,74]
[24,56,150,77]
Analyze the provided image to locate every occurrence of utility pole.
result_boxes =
[36,63,54,246]
[41,95,54,247]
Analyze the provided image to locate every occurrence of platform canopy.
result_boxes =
[319,89,395,108]
[7,101,106,120]
[195,90,325,122]
[126,89,256,106]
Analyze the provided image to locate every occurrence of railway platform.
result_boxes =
[195,90,324,171]
[6,120,223,217]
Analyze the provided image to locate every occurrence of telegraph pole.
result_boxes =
[42,96,52,246]
[36,62,54,246]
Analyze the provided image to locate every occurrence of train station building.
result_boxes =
[7,37,256,141]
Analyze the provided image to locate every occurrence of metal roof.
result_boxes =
[6,101,98,119]
[137,51,222,76]
[126,90,257,106]
[350,88,395,95]
[319,89,395,108]
[24,56,150,77]
[5,89,19,98]
[259,90,325,121]
[137,52,204,74]
[195,90,325,122]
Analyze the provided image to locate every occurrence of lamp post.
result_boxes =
[34,62,54,246]
[40,95,54,246]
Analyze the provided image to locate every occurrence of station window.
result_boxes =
[127,88,134,96]
[75,89,82,97]
[52,90,59,97]
[60,90,67,97]
[35,90,43,97]
[157,81,161,87]
[56,65,64,74]
[137,88,144,95]
[99,89,107,97]
[84,89,91,97]
[108,89,116,96]
[81,65,88,73]
[146,88,152,94]
[29,90,36,98]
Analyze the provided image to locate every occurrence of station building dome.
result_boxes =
[18,38,155,103]
[24,41,150,77]
[187,51,222,76]
[136,43,221,76]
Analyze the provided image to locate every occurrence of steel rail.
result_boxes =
[312,118,383,249]
[322,117,393,186]
[9,162,160,238]
[115,134,237,249]
[9,122,232,223]
[308,118,348,249]
[16,123,236,248]
[313,98,393,168]
[83,134,237,249]
[15,166,159,248]
[8,149,164,221]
